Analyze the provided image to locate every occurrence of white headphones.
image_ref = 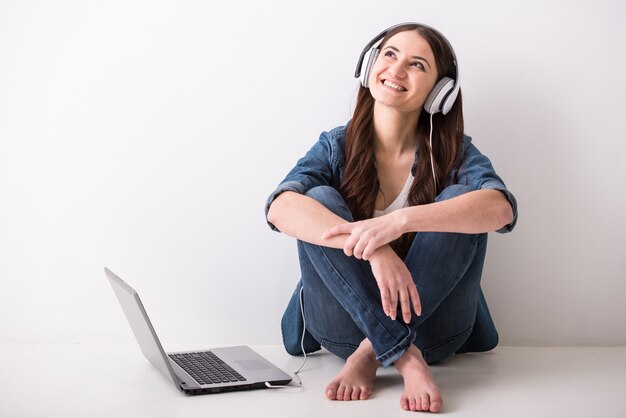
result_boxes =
[354,23,461,115]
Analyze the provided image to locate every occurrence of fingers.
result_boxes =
[408,283,422,316]
[347,228,370,259]
[380,286,391,319]
[343,233,359,257]
[321,224,347,239]
[361,240,380,261]
[388,285,398,320]
[346,234,373,260]
[352,237,367,259]
[398,289,412,323]
[323,222,387,261]
[351,234,380,260]
[386,285,421,323]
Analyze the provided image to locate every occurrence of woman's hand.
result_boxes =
[321,211,405,260]
[368,245,421,323]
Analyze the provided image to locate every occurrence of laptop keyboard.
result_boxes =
[169,351,246,385]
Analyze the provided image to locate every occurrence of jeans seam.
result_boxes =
[424,326,474,355]
[317,245,402,340]
[320,338,359,350]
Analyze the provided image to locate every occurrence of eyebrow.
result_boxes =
[383,46,432,69]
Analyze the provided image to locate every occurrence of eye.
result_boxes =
[410,61,425,71]
[383,50,396,59]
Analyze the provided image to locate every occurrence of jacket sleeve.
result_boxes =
[455,137,518,233]
[264,131,336,232]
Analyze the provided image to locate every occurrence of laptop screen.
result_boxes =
[105,267,178,385]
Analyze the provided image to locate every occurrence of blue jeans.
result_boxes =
[280,185,499,367]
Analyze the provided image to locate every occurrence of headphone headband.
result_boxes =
[354,22,461,115]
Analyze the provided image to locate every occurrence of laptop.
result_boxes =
[105,267,292,395]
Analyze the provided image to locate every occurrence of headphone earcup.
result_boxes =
[424,77,454,114]
[360,48,379,88]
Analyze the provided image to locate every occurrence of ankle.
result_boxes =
[394,346,427,372]
[350,340,379,366]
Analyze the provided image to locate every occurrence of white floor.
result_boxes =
[1,342,625,418]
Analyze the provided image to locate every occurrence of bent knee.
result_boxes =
[305,186,353,220]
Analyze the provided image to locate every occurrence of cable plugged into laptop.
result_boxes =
[265,287,308,391]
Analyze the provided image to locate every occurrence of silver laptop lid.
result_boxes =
[105,267,179,386]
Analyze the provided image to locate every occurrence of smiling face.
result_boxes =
[367,30,439,115]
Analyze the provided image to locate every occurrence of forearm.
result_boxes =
[397,189,514,234]
[267,191,350,248]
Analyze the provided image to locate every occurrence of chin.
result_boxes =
[373,96,421,114]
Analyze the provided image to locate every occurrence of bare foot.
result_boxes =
[325,339,380,401]
[394,345,443,412]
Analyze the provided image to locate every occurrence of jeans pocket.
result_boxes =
[320,339,359,360]
[423,326,473,365]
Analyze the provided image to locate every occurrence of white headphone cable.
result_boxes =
[265,286,308,389]
[428,112,438,195]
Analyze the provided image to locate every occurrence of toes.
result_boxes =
[360,387,372,400]
[336,385,346,401]
[430,396,443,412]
[411,396,421,411]
[400,397,410,411]
[325,383,338,400]
[408,397,415,411]
[325,388,336,400]
[351,387,361,400]
[430,400,443,413]
[420,393,431,412]
[403,395,420,411]
[343,386,353,401]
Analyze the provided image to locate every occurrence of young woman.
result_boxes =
[265,23,517,413]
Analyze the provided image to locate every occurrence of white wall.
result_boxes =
[1,0,624,346]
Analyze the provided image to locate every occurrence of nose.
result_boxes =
[388,60,407,79]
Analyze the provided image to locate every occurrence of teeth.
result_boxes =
[383,80,406,91]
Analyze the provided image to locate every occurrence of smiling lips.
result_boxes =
[382,79,407,92]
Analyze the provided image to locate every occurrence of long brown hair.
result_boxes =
[339,24,465,258]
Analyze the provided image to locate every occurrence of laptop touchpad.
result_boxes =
[236,359,271,370]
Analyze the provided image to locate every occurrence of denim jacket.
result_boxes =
[265,124,518,233]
